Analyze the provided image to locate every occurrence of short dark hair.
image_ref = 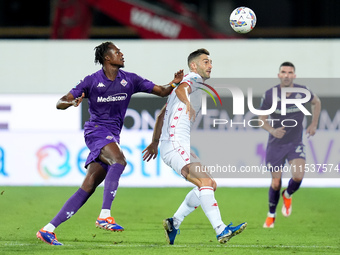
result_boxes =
[187,48,210,67]
[94,41,113,65]
[280,61,295,71]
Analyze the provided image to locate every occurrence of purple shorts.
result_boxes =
[266,142,306,169]
[84,122,120,170]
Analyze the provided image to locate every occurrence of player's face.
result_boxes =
[106,44,125,68]
[195,54,212,81]
[278,66,296,87]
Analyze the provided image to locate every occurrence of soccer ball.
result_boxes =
[229,7,256,34]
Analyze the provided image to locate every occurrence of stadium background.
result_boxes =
[0,0,339,188]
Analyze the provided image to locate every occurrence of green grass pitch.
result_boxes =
[0,186,339,254]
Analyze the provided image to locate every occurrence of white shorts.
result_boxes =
[160,140,200,175]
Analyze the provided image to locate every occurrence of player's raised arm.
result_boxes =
[151,69,184,97]
[56,92,85,110]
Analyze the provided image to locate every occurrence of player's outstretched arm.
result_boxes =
[56,92,85,110]
[142,104,166,162]
[306,94,321,137]
[151,69,184,97]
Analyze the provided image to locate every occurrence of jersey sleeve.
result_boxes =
[259,90,272,111]
[69,75,91,98]
[132,73,155,94]
[305,86,315,102]
[181,73,202,92]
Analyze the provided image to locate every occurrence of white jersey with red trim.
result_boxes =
[160,71,203,142]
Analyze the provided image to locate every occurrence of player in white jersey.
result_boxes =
[159,71,203,172]
[143,48,247,245]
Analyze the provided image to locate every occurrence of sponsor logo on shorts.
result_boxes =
[97,93,127,103]
[106,136,114,140]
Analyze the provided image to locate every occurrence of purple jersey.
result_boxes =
[260,84,314,145]
[70,69,155,135]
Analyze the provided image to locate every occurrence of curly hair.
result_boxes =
[94,41,113,65]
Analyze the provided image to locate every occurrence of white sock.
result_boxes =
[99,209,111,219]
[199,186,226,235]
[284,189,292,198]
[215,224,226,235]
[43,223,56,233]
[267,212,276,218]
[173,187,200,229]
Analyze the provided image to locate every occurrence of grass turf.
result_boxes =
[0,187,339,254]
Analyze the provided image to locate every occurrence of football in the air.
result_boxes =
[229,7,256,34]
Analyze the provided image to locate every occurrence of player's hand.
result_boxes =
[172,69,184,85]
[142,142,159,162]
[73,93,85,107]
[306,124,317,138]
[270,126,286,138]
[186,102,196,121]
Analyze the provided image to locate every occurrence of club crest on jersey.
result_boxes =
[97,82,105,88]
[120,79,128,86]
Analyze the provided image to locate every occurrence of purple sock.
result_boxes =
[287,178,302,196]
[268,186,280,214]
[102,163,125,210]
[50,188,90,227]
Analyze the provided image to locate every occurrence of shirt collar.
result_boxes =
[100,68,122,81]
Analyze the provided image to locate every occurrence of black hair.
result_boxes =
[280,61,295,71]
[187,48,210,67]
[94,41,113,65]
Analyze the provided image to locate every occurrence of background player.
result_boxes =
[36,41,183,245]
[259,61,321,228]
[143,48,247,244]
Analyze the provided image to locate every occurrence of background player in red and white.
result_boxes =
[143,48,247,244]
[259,62,321,228]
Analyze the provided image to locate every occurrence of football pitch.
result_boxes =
[0,186,339,255]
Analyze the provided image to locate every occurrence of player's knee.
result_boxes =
[271,179,281,190]
[212,179,217,191]
[292,177,303,183]
[103,153,127,166]
[115,156,127,167]
[201,178,215,188]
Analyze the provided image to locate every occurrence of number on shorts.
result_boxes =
[295,145,305,157]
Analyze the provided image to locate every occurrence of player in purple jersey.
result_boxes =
[36,41,183,245]
[259,62,321,228]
